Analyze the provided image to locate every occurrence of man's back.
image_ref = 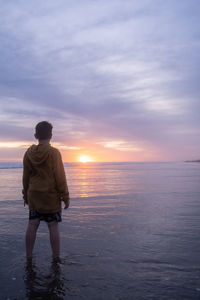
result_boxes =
[23,143,69,213]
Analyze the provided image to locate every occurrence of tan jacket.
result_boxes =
[23,143,70,213]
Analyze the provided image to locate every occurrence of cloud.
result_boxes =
[97,140,144,152]
[0,0,200,160]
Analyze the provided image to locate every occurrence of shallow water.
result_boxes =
[1,162,200,299]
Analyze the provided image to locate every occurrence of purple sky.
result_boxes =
[0,0,200,161]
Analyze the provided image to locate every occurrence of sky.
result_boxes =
[0,0,200,162]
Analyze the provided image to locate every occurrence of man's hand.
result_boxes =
[64,203,69,209]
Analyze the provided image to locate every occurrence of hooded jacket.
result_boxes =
[23,143,70,213]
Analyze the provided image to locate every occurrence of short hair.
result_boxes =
[35,121,53,140]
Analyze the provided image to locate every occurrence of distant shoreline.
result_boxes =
[0,161,199,170]
[185,160,200,163]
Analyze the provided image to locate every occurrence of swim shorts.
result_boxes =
[29,210,62,223]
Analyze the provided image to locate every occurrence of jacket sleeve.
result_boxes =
[53,149,70,206]
[22,151,30,205]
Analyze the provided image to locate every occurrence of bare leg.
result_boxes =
[48,221,60,259]
[26,219,40,259]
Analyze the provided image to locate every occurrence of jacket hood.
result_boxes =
[26,143,51,165]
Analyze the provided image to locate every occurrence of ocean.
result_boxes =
[0,161,200,299]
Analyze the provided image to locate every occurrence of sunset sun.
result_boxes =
[77,155,93,163]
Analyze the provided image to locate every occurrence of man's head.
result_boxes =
[35,121,53,141]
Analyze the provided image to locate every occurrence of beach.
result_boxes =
[1,162,200,299]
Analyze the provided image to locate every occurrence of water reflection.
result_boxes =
[66,163,140,199]
[79,166,90,198]
[24,260,67,299]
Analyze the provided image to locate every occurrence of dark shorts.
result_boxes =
[29,210,62,223]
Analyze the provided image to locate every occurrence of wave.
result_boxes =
[0,162,23,169]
